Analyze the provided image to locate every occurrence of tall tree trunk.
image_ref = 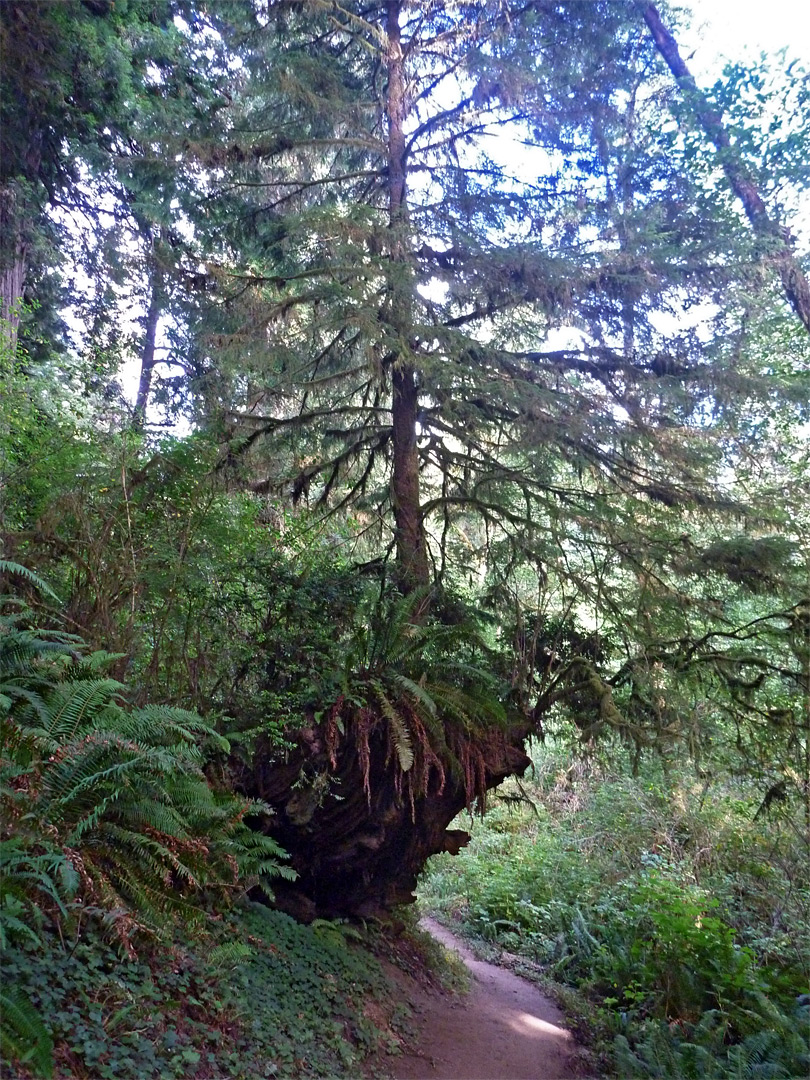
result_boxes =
[0,185,27,354]
[1,129,42,354]
[132,260,163,431]
[639,2,810,336]
[386,0,430,596]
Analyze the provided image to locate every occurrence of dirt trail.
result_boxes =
[387,918,578,1080]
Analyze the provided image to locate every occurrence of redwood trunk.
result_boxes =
[249,721,531,920]
[1,127,41,353]
[0,186,27,353]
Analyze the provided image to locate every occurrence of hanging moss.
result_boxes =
[697,535,797,592]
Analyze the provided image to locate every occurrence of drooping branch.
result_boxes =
[638,2,810,335]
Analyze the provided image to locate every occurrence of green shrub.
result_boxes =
[0,574,294,1077]
[420,746,810,1079]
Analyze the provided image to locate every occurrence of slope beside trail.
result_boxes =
[386,918,579,1080]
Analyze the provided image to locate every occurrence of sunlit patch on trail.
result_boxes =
[508,1010,571,1040]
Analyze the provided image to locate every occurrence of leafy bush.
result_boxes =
[2,434,368,748]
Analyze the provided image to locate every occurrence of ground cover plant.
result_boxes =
[0,567,404,1078]
[2,903,404,1080]
[420,743,810,1079]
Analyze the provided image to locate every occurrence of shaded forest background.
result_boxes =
[1,1,808,1077]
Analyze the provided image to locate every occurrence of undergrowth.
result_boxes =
[0,567,405,1078]
[2,901,404,1079]
[420,744,810,1080]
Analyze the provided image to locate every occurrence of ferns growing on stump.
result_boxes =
[248,590,532,918]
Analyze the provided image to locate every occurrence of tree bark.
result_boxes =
[0,185,27,354]
[386,0,430,596]
[132,261,163,431]
[639,2,810,336]
[392,365,429,591]
[248,718,532,920]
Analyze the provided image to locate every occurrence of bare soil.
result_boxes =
[382,918,579,1080]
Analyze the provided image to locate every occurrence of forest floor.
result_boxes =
[380,918,580,1080]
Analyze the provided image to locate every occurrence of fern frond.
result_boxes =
[0,560,60,602]
[114,798,192,841]
[71,650,126,673]
[370,679,414,771]
[130,704,229,752]
[0,682,53,726]
[429,680,507,732]
[208,941,253,968]
[0,631,77,676]
[92,821,204,889]
[388,673,438,718]
[0,986,54,1078]
[38,679,126,744]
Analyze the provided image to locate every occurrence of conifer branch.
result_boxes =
[638,2,810,334]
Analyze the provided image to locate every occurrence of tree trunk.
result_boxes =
[386,0,430,596]
[238,3,534,924]
[248,718,532,920]
[639,2,810,336]
[1,124,42,354]
[0,185,27,354]
[392,366,429,593]
[132,261,163,431]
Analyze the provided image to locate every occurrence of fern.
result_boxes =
[0,578,297,1078]
[222,801,296,888]
[614,1002,810,1080]
[388,672,438,716]
[129,704,231,753]
[2,594,293,929]
[35,678,127,746]
[207,941,253,968]
[0,987,54,1079]
[0,560,60,602]
[369,678,414,771]
[313,589,517,805]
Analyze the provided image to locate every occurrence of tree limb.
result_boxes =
[638,2,810,335]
